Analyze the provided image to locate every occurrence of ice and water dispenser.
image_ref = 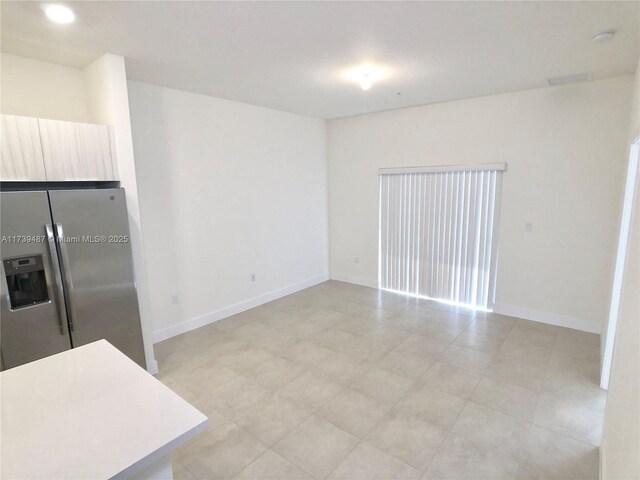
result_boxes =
[3,255,50,309]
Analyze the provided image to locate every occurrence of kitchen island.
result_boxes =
[0,340,208,479]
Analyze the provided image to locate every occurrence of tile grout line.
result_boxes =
[164,282,602,479]
[236,298,465,476]
[340,381,419,475]
[418,378,485,477]
[321,438,363,480]
[525,329,560,443]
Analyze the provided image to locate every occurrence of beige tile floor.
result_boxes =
[156,281,605,480]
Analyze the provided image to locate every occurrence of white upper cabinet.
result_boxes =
[38,119,117,181]
[1,115,47,181]
[0,114,118,182]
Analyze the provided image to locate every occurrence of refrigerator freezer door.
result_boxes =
[48,189,146,369]
[1,191,71,370]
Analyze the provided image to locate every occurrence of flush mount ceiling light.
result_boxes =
[43,4,76,24]
[592,30,616,44]
[344,64,389,91]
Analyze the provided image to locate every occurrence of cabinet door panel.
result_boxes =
[39,119,116,181]
[0,115,47,181]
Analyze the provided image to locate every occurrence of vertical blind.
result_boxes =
[378,164,505,309]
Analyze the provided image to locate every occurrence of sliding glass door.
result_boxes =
[378,164,505,309]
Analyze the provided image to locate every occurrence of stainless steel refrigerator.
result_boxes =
[0,188,146,370]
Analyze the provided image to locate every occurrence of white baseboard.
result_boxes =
[156,271,600,341]
[493,303,601,334]
[328,274,600,335]
[152,273,330,343]
[330,272,378,289]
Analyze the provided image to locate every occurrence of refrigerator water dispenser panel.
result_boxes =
[3,255,50,309]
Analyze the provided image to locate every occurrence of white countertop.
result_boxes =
[0,340,208,479]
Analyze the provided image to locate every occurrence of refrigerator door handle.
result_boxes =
[2,264,11,309]
[55,223,77,332]
[45,224,67,335]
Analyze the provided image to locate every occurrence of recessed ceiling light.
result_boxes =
[43,4,76,24]
[344,64,389,91]
[592,30,616,44]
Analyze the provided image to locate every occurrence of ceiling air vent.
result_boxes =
[547,73,591,87]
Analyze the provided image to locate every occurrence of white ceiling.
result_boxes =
[1,1,638,119]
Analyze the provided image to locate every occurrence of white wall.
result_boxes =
[0,53,89,122]
[127,82,329,341]
[82,54,158,374]
[601,61,640,480]
[328,76,633,332]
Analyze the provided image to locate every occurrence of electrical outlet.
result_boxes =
[250,274,256,282]
[354,257,359,264]
[171,295,179,305]
[525,222,533,232]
